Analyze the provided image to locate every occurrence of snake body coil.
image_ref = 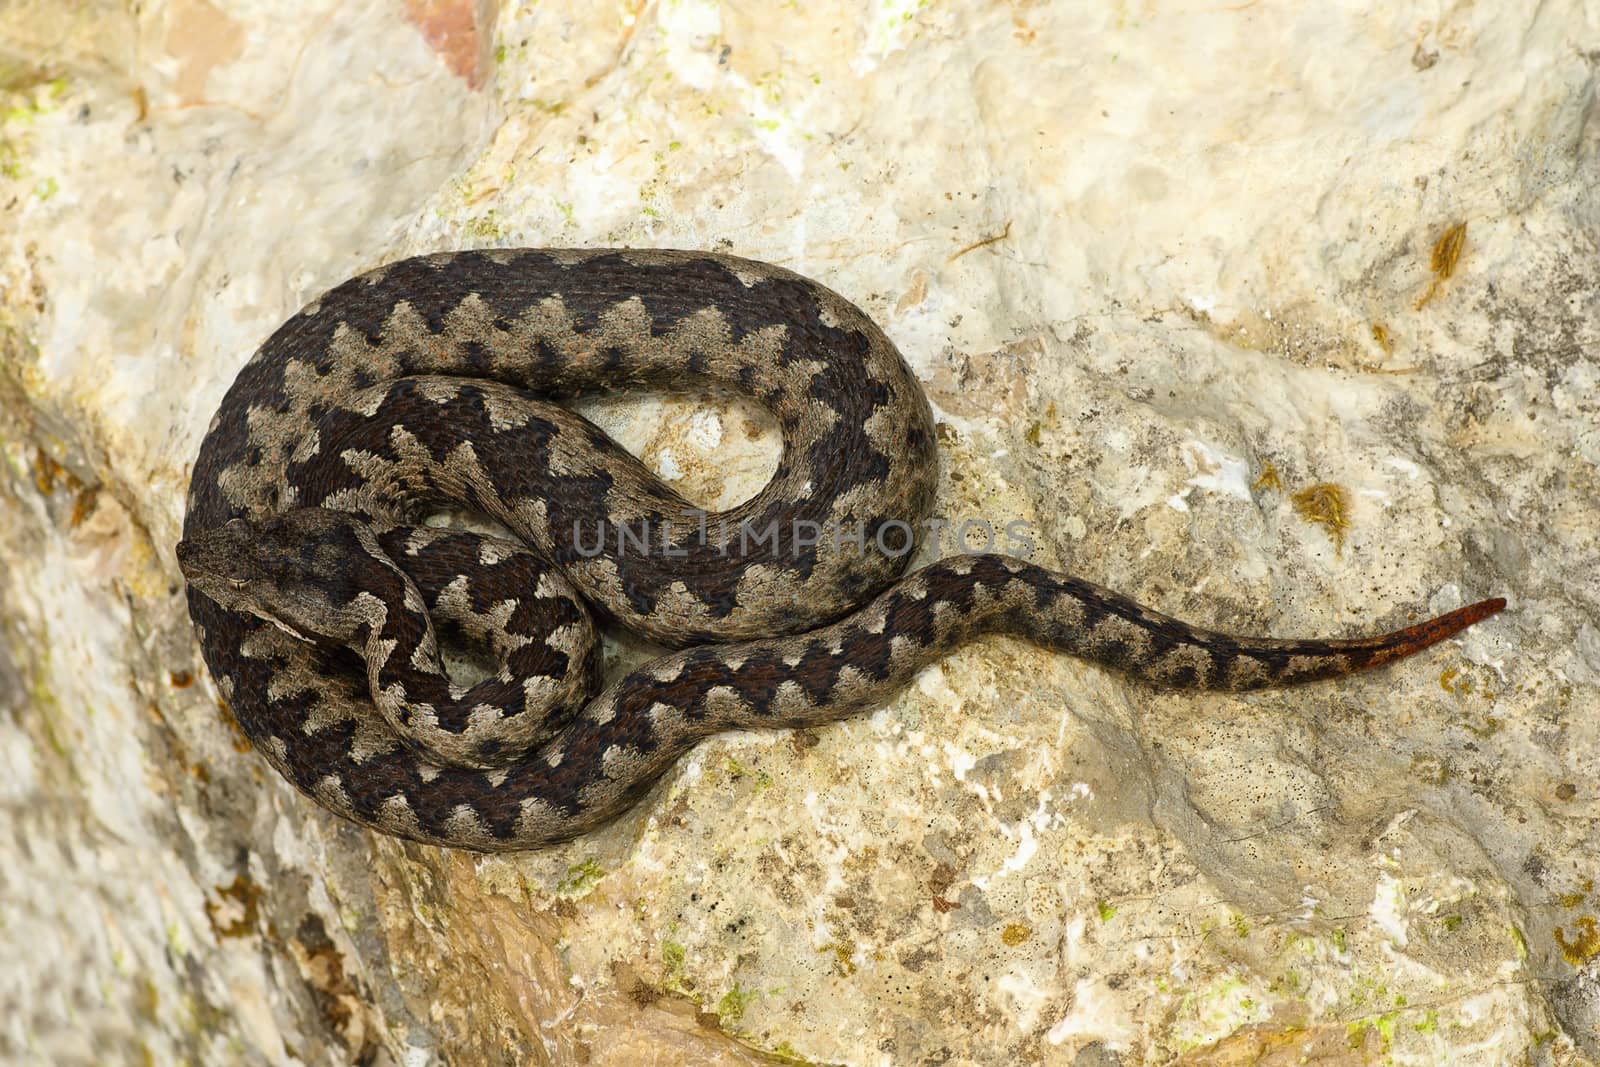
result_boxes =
[178,249,1503,851]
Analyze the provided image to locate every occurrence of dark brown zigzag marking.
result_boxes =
[178,250,1504,851]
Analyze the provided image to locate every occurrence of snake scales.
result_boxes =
[177,248,1504,852]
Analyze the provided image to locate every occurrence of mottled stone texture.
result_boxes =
[1,1,1596,1064]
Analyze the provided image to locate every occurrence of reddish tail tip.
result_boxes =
[1373,596,1506,666]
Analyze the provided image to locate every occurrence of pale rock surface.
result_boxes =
[1,1,1597,1064]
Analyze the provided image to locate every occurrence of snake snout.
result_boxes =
[176,523,255,588]
[174,537,206,578]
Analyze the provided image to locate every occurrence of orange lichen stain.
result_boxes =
[1555,916,1600,965]
[31,447,97,525]
[31,451,58,494]
[1252,462,1283,493]
[1557,880,1593,909]
[820,940,857,977]
[68,486,97,527]
[1414,221,1467,309]
[290,916,371,1056]
[216,697,253,752]
[205,875,262,939]
[1440,664,1499,712]
[1177,1022,1360,1065]
[405,0,497,89]
[1290,483,1350,553]
[1370,322,1394,355]
[32,447,75,496]
[1000,923,1032,946]
[1430,222,1468,277]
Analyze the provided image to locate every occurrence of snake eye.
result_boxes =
[230,578,249,591]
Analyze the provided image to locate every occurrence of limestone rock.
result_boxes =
[1,1,1595,1063]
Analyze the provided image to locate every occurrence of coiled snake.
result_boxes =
[177,249,1504,851]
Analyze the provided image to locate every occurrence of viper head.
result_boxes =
[177,508,389,646]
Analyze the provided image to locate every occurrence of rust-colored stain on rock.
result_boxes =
[405,0,498,89]
[165,0,245,106]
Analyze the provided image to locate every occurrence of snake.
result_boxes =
[176,248,1505,852]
